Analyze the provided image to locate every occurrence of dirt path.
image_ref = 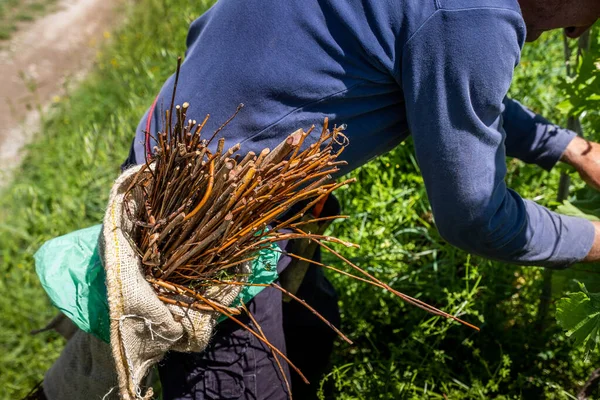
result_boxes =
[0,0,122,185]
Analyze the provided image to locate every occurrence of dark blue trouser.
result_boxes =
[158,235,341,400]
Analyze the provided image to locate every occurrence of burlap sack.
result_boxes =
[102,165,245,399]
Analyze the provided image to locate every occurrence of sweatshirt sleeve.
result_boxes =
[502,97,576,170]
[401,5,594,268]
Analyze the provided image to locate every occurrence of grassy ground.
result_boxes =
[0,0,196,397]
[0,0,598,398]
[0,0,59,40]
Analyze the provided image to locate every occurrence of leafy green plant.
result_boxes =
[557,40,600,137]
[552,25,600,359]
[557,282,600,353]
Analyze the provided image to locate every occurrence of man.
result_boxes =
[123,0,600,398]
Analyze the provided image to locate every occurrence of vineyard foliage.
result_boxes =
[0,2,599,399]
[554,27,600,357]
[557,35,600,132]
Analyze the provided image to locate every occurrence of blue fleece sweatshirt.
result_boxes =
[125,0,595,268]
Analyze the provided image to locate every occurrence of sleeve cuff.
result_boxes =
[536,127,577,172]
[548,214,595,269]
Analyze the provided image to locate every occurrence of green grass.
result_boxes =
[0,0,201,397]
[0,1,598,399]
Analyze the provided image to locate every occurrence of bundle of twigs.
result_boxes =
[127,106,354,310]
[122,58,479,396]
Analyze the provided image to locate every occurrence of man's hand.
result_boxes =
[561,136,600,191]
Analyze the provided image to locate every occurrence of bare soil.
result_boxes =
[0,0,122,185]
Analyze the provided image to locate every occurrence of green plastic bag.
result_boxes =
[35,225,280,343]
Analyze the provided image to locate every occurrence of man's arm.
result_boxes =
[401,4,595,268]
[502,97,577,170]
[502,101,600,262]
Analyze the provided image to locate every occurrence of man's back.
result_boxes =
[130,0,523,175]
[132,0,413,170]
